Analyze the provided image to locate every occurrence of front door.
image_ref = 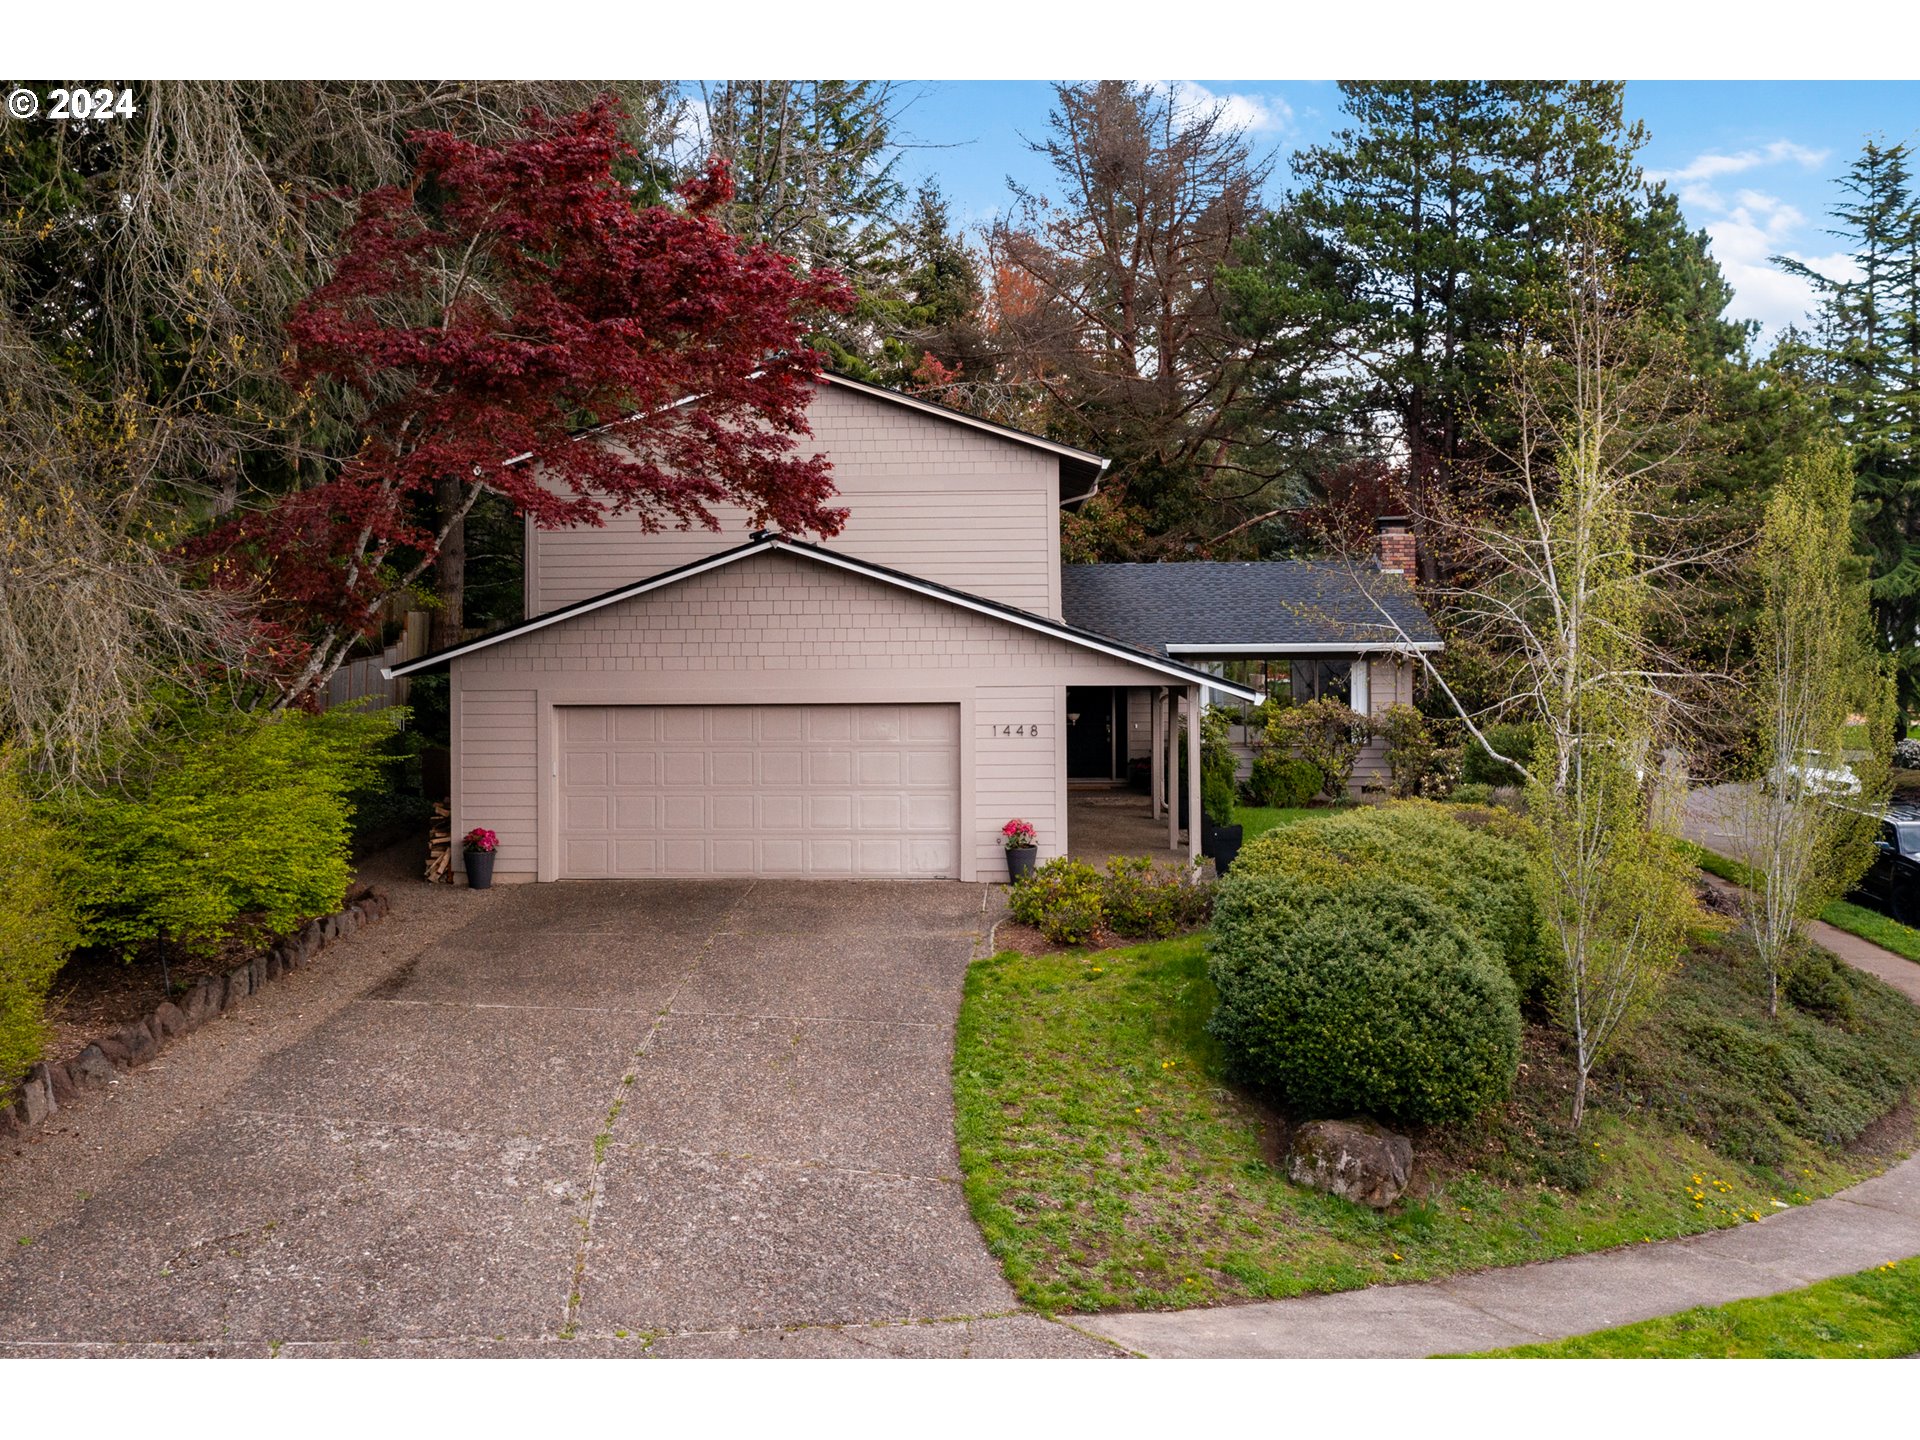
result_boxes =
[1065,687,1118,780]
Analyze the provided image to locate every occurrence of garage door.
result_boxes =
[558,704,960,879]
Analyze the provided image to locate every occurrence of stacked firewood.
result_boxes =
[425,802,454,883]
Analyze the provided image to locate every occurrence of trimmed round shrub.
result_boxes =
[1208,879,1522,1126]
[1230,800,1551,1005]
[1446,781,1496,806]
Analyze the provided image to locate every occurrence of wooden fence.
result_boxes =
[319,612,430,715]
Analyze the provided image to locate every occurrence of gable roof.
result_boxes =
[385,534,1259,700]
[513,370,1110,506]
[816,373,1109,503]
[1061,561,1442,656]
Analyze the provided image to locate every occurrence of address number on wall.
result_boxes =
[992,723,1044,737]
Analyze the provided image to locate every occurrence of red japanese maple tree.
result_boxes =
[198,98,851,705]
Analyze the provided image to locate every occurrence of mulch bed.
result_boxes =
[42,921,297,1070]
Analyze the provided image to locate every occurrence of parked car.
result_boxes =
[1772,750,1862,798]
[1851,805,1920,925]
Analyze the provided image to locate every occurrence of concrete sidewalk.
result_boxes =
[1080,803,1920,1359]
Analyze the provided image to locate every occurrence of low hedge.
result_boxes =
[1009,855,1211,946]
[1229,800,1552,1005]
[1208,877,1522,1126]
[0,752,78,1104]
[56,701,392,958]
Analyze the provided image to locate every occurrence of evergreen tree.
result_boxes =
[1282,82,1649,575]
[1774,141,1920,714]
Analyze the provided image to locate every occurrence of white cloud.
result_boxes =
[1647,139,1842,344]
[1647,139,1829,187]
[1698,188,1859,340]
[1147,80,1294,136]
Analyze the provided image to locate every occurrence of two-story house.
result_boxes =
[388,374,1437,884]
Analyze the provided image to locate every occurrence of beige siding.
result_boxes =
[528,382,1063,619]
[974,686,1064,875]
[455,550,1170,881]
[1352,656,1416,794]
[454,687,538,879]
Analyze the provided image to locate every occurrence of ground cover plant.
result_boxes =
[1469,1258,1920,1357]
[953,917,1920,1314]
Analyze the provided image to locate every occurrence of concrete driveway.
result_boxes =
[0,877,1111,1357]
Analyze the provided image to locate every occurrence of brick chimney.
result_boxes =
[1374,515,1416,576]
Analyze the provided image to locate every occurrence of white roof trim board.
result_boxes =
[384,534,1260,701]
[1166,642,1445,656]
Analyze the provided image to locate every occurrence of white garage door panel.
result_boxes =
[558,704,960,879]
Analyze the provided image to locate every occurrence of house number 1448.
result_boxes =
[994,723,1042,737]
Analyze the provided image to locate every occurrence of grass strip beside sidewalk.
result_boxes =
[1467,1257,1920,1357]
[1677,839,1920,964]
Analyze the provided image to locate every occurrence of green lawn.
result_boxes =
[1676,839,1920,963]
[1469,1258,1920,1357]
[1230,805,1319,842]
[952,932,1916,1315]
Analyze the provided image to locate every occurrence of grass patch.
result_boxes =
[1676,839,1920,964]
[1820,900,1920,963]
[953,931,1919,1315]
[1231,806,1319,842]
[1470,1258,1920,1357]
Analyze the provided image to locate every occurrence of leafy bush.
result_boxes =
[1378,704,1459,799]
[1208,878,1522,1126]
[1267,698,1370,797]
[1447,782,1497,806]
[1232,800,1551,1004]
[1009,857,1105,946]
[1461,721,1542,788]
[1198,706,1238,827]
[57,701,392,958]
[1101,856,1211,938]
[1248,754,1324,808]
[1895,737,1920,770]
[1,752,78,1103]
[1785,948,1857,1026]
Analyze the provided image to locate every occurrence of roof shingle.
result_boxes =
[1060,561,1440,653]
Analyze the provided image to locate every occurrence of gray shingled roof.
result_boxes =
[1060,561,1440,654]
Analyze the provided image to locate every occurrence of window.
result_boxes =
[1290,659,1352,706]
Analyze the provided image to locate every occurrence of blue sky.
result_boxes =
[876,80,1920,348]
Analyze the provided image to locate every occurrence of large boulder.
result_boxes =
[1286,1118,1414,1209]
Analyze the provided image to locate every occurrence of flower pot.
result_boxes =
[1005,845,1038,882]
[465,848,495,890]
[1202,822,1243,874]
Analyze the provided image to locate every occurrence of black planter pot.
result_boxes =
[465,848,496,890]
[1201,822,1243,874]
[1005,845,1038,882]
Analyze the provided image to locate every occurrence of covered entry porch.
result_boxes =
[1063,683,1206,865]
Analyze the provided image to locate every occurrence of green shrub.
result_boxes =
[1208,879,1522,1127]
[1009,857,1105,946]
[1447,782,1496,806]
[1785,949,1857,1026]
[58,701,392,958]
[1379,704,1460,799]
[1267,698,1369,796]
[1232,800,1551,1005]
[1248,754,1324,808]
[0,752,78,1103]
[1101,856,1211,938]
[1199,707,1238,826]
[1461,721,1542,788]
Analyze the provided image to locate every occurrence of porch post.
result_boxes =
[1166,689,1180,853]
[1187,684,1202,866]
[1149,686,1165,820]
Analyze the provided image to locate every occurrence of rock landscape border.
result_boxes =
[1,887,392,1142]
